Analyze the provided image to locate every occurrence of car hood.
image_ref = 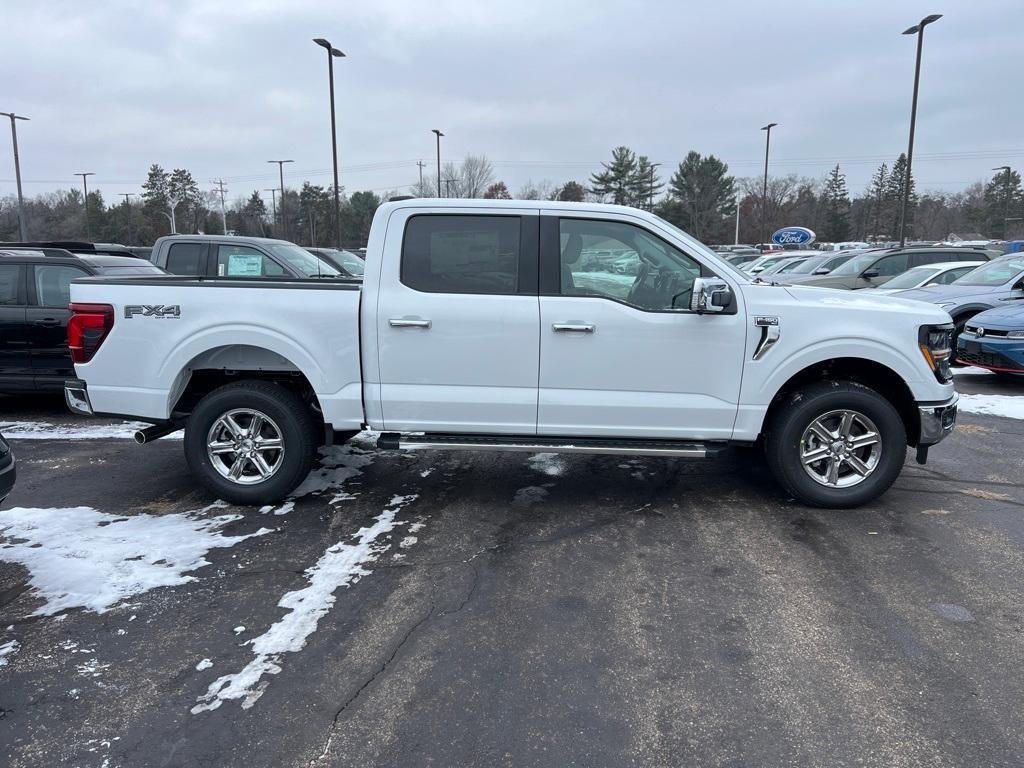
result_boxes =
[891,284,998,305]
[969,303,1024,331]
[782,274,858,289]
[781,284,952,323]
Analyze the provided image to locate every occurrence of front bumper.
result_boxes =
[918,394,958,447]
[957,333,1024,374]
[65,378,94,416]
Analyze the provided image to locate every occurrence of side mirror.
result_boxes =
[690,277,732,314]
[813,267,830,275]
[861,269,879,279]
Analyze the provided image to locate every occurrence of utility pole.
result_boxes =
[734,198,740,245]
[417,160,425,189]
[432,129,444,197]
[267,159,294,239]
[213,179,228,235]
[264,188,278,235]
[74,172,96,240]
[0,112,29,240]
[120,192,135,245]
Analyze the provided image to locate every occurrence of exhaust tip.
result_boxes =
[133,430,147,445]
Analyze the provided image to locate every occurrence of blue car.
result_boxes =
[957,303,1024,375]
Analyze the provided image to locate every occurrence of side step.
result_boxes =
[376,432,725,458]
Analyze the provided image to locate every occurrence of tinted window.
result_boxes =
[165,243,203,275]
[871,254,908,277]
[402,215,519,294]
[35,264,88,307]
[216,245,286,277]
[0,264,21,305]
[932,266,976,285]
[559,218,702,311]
[267,244,338,277]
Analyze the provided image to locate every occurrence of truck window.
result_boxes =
[401,215,519,294]
[0,264,21,304]
[871,253,908,277]
[559,218,702,311]
[34,264,88,307]
[216,245,286,277]
[165,242,204,275]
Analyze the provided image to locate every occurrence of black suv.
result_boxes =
[0,249,165,393]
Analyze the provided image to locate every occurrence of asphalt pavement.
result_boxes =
[1,374,1023,768]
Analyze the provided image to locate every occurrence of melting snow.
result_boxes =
[958,393,1024,420]
[0,639,19,666]
[0,420,179,440]
[399,536,417,548]
[0,505,271,616]
[192,493,419,713]
[196,658,213,671]
[529,452,565,477]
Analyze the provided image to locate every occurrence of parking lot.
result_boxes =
[0,370,1022,767]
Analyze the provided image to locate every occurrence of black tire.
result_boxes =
[764,380,907,509]
[950,313,978,366]
[184,380,318,505]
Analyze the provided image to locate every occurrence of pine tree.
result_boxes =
[556,181,586,202]
[633,156,663,210]
[983,168,1024,238]
[664,151,736,241]
[483,181,512,199]
[821,164,851,242]
[589,146,639,205]
[885,154,915,238]
[867,162,887,240]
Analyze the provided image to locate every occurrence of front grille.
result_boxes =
[957,348,1024,371]
[966,325,1010,338]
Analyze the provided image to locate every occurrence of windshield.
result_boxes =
[952,256,1024,287]
[94,265,165,276]
[878,266,939,289]
[268,244,340,277]
[321,248,364,276]
[649,216,749,280]
[829,253,879,276]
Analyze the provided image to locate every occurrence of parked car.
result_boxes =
[306,248,365,278]
[66,199,958,510]
[894,254,1024,348]
[0,241,142,259]
[0,249,166,393]
[788,248,998,290]
[741,253,799,275]
[0,431,14,504]
[956,304,1024,377]
[757,251,823,276]
[781,252,856,277]
[723,252,760,267]
[866,261,984,294]
[149,235,340,278]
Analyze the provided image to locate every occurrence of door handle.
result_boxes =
[32,318,62,327]
[389,318,431,329]
[552,323,595,333]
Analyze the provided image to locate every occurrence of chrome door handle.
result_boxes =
[552,323,595,333]
[389,318,431,328]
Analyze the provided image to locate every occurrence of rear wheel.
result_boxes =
[184,380,318,505]
[765,381,907,508]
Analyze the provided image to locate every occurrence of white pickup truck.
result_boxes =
[65,199,958,508]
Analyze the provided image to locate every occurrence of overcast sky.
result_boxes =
[1,0,1020,206]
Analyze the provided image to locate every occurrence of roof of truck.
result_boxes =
[155,234,299,247]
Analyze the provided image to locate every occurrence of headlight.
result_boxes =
[919,323,954,383]
[1008,330,1024,339]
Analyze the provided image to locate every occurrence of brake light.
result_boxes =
[68,303,114,364]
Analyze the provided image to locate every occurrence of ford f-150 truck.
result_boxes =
[64,199,959,508]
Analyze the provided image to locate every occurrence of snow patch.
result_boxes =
[196,658,213,671]
[293,441,376,501]
[0,505,271,616]
[191,493,419,714]
[958,393,1024,420]
[419,468,434,478]
[260,501,294,516]
[0,420,180,440]
[399,536,417,548]
[0,639,19,666]
[529,452,564,477]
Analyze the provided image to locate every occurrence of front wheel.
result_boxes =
[764,381,907,508]
[184,380,318,505]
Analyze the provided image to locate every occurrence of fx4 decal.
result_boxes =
[124,304,181,319]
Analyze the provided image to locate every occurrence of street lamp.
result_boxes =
[432,129,444,197]
[0,112,29,240]
[313,38,345,250]
[993,166,1012,239]
[267,159,294,238]
[760,123,777,247]
[74,172,95,240]
[897,13,942,248]
[120,192,136,244]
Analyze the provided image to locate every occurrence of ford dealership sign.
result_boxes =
[771,227,816,246]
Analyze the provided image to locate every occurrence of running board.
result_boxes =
[376,432,724,458]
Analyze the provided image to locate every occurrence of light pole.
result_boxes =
[313,38,345,249]
[993,166,1012,239]
[264,188,278,234]
[734,197,741,245]
[267,159,294,238]
[120,192,135,244]
[74,172,95,240]
[760,123,777,247]
[898,13,942,248]
[432,129,444,197]
[1,112,29,240]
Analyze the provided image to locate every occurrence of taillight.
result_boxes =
[68,303,114,364]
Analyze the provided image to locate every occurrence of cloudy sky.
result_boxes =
[1,0,1020,206]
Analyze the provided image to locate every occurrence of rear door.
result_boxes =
[0,262,31,391]
[27,261,89,386]
[162,241,207,276]
[374,208,540,434]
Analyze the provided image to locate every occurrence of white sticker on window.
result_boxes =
[227,254,262,276]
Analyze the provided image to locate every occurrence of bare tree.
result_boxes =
[459,155,495,198]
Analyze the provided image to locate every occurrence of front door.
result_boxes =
[0,263,31,391]
[27,262,87,387]
[374,209,540,434]
[537,214,746,440]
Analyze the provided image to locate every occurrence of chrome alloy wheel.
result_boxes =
[206,408,285,486]
[799,409,882,488]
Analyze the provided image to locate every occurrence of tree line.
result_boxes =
[1,151,1021,246]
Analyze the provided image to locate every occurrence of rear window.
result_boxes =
[165,243,203,275]
[401,215,520,294]
[0,263,21,305]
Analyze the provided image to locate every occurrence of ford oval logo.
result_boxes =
[771,227,816,246]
